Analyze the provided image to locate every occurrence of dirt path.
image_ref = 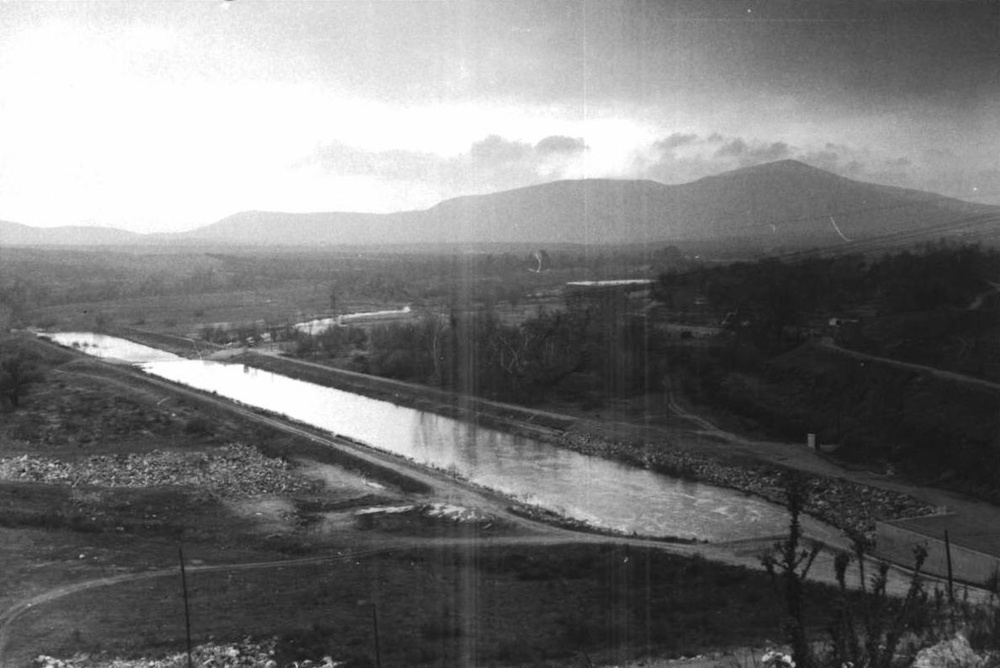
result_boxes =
[818,338,1000,392]
[1,529,979,667]
[0,534,702,665]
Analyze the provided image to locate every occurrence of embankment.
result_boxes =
[235,352,575,438]
[234,352,932,538]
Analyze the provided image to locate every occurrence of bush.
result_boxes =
[0,339,43,410]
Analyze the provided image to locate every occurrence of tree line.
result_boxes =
[294,301,664,407]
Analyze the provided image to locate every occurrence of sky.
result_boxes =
[0,0,998,233]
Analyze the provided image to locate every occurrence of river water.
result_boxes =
[295,306,413,335]
[43,332,800,542]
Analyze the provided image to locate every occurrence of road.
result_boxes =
[818,338,1000,393]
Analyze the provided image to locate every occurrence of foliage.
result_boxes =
[0,337,43,410]
[761,474,823,668]
[761,474,942,668]
[826,542,931,668]
[328,302,664,404]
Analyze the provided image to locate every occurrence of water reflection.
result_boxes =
[42,332,795,541]
[40,332,183,364]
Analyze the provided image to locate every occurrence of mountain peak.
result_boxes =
[699,159,828,181]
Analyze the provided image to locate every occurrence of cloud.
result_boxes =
[303,141,377,175]
[714,139,791,165]
[469,135,532,164]
[294,141,440,182]
[294,132,590,203]
[654,132,698,152]
[642,132,895,187]
[714,138,747,159]
[535,135,587,155]
[466,134,587,189]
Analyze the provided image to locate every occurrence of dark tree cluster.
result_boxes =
[0,338,42,411]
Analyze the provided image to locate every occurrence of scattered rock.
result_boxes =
[31,636,337,668]
[0,444,317,498]
[912,632,992,668]
[557,431,932,537]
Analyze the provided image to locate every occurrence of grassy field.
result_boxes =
[6,541,846,668]
[29,283,337,335]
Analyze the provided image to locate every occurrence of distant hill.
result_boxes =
[0,220,140,246]
[3,161,998,249]
[183,160,998,248]
[180,211,398,246]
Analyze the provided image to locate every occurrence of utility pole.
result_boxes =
[371,602,382,668]
[944,530,955,602]
[179,545,194,668]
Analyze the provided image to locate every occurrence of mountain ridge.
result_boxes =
[2,161,997,249]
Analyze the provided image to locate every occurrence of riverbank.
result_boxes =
[233,350,576,438]
[116,328,223,358]
[555,431,931,540]
[231,352,932,539]
[37,336,762,544]
[34,332,933,539]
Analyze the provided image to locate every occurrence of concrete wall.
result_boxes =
[875,520,1000,587]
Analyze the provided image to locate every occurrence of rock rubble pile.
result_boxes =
[0,445,317,497]
[32,637,343,667]
[559,432,932,537]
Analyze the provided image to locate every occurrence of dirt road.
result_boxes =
[819,338,1000,392]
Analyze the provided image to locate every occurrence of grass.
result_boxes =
[5,544,847,667]
[29,282,333,334]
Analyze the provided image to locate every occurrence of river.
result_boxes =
[43,332,801,542]
[295,306,413,335]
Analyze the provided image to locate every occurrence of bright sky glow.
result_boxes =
[0,1,997,232]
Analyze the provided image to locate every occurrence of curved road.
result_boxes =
[818,338,1000,393]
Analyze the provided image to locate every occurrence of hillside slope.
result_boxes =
[0,220,140,246]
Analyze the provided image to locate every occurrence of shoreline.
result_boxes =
[227,350,934,538]
[42,329,935,540]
